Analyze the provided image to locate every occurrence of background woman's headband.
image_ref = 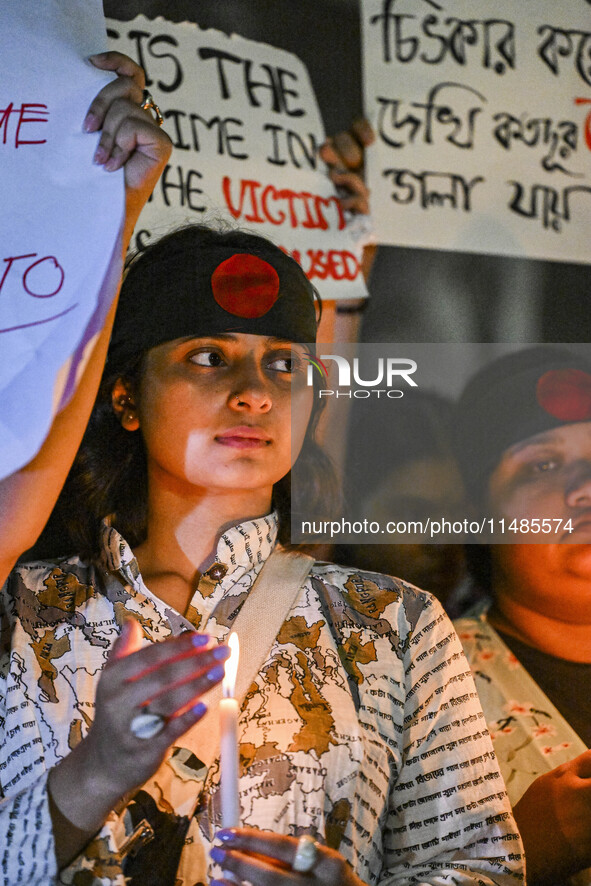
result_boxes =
[107,227,318,368]
[454,346,591,503]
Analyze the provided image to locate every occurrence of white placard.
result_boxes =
[0,1,124,480]
[362,0,591,263]
[106,16,368,301]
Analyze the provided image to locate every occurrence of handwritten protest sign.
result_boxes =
[362,0,591,263]
[106,16,368,301]
[0,1,123,480]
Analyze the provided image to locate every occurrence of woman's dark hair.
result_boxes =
[464,544,493,596]
[27,224,339,561]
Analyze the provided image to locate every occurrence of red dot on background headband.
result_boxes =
[537,368,591,421]
[211,254,280,318]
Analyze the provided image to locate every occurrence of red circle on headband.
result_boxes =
[211,254,280,318]
[537,368,591,421]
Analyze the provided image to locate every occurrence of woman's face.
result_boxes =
[488,421,591,619]
[134,332,313,504]
[488,422,591,538]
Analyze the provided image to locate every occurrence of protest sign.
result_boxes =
[0,1,124,480]
[106,16,368,301]
[362,0,591,263]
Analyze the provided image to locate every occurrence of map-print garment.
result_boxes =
[456,613,590,886]
[1,516,524,886]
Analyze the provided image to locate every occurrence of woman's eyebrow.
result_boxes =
[176,335,297,345]
[263,336,297,346]
[175,333,238,345]
[506,431,561,456]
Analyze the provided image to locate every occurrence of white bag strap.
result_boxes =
[181,547,314,768]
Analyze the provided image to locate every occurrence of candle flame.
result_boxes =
[223,632,239,697]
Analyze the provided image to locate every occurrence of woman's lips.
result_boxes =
[564,516,591,541]
[215,427,271,449]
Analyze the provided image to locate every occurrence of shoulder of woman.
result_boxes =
[312,558,435,595]
[3,553,99,604]
[309,558,435,624]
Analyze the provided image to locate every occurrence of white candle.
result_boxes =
[220,632,240,828]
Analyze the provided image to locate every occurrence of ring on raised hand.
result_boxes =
[129,709,167,739]
[140,89,164,127]
[292,835,319,873]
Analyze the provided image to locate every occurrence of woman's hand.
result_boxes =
[319,118,374,216]
[83,620,229,793]
[85,51,172,243]
[320,119,375,282]
[210,828,367,886]
[49,621,228,868]
[513,750,591,884]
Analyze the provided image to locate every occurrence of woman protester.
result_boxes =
[1,61,523,886]
[454,346,591,885]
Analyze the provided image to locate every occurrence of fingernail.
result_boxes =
[93,145,107,165]
[210,846,226,863]
[213,645,230,661]
[193,701,207,718]
[192,633,211,648]
[216,828,237,843]
[83,112,100,133]
[207,664,225,682]
[104,157,119,172]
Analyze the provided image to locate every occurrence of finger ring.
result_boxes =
[292,835,318,873]
[129,709,167,739]
[140,89,164,127]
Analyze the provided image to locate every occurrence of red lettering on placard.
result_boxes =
[0,252,71,334]
[23,256,65,298]
[0,254,36,292]
[222,177,346,230]
[575,97,591,150]
[1,253,65,297]
[287,248,361,282]
[0,103,48,147]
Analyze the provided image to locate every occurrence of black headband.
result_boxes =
[454,346,591,503]
[107,227,318,369]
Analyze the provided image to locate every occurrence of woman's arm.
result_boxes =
[379,597,525,885]
[0,53,171,588]
[47,621,229,870]
[0,612,229,882]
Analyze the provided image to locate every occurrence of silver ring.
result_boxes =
[292,835,318,873]
[129,710,166,739]
[140,89,164,127]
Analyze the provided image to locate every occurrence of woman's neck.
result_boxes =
[133,473,272,613]
[489,595,591,663]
